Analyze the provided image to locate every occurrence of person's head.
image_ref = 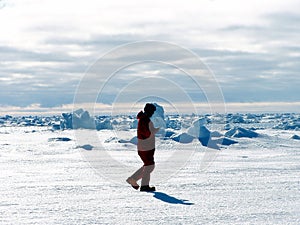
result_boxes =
[144,103,156,117]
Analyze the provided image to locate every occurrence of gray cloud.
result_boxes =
[0,46,76,62]
[196,12,300,103]
[0,44,87,107]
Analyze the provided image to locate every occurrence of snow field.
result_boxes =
[0,125,299,224]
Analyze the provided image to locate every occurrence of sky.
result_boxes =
[0,0,300,115]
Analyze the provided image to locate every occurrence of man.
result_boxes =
[126,103,159,192]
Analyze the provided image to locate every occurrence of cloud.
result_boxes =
[196,12,300,103]
[1,0,300,113]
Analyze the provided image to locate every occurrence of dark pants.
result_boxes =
[130,149,155,186]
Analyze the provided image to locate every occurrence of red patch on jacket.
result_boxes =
[137,111,151,139]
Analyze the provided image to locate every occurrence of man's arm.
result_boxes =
[149,121,160,134]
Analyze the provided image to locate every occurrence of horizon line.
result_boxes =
[1,101,300,116]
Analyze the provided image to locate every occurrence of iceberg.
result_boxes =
[95,118,113,130]
[61,109,96,130]
[164,130,176,139]
[186,118,212,147]
[151,103,166,129]
[187,118,211,139]
[225,127,259,138]
[291,134,300,140]
[166,118,181,130]
[215,137,238,146]
[171,133,195,144]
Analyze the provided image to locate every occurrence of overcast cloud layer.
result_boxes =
[0,0,299,114]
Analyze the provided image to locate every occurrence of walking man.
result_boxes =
[126,103,159,192]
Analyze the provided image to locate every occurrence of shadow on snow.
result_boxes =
[151,191,194,205]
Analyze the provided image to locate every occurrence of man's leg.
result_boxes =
[127,149,155,191]
[130,166,144,181]
[127,166,143,190]
[141,164,155,186]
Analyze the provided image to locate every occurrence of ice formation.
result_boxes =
[151,103,166,130]
[225,127,259,138]
[291,134,300,140]
[61,109,96,129]
[187,118,211,139]
[171,133,195,144]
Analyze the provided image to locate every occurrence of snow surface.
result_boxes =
[0,113,300,224]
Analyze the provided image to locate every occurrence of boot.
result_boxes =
[126,177,139,190]
[140,185,156,192]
